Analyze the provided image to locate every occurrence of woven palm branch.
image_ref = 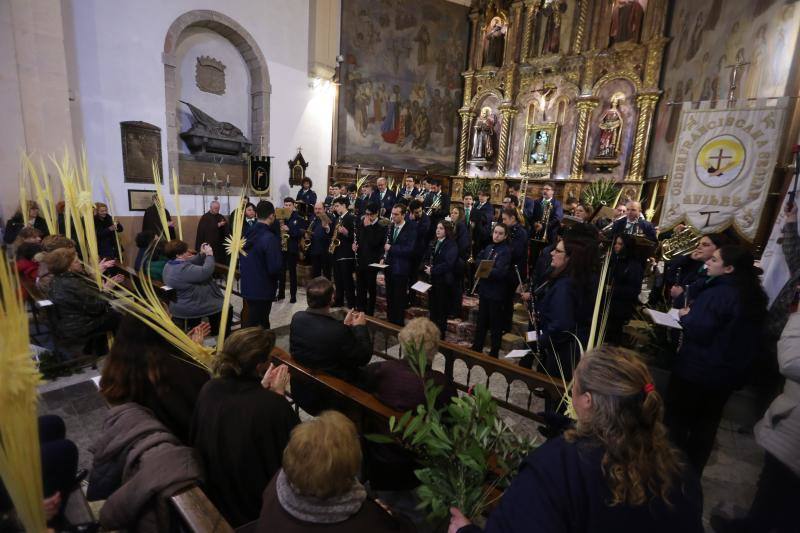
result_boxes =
[581,178,621,210]
[22,154,58,235]
[0,258,46,531]
[463,178,490,200]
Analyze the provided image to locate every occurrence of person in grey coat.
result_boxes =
[87,402,203,533]
[712,311,800,532]
[162,239,226,335]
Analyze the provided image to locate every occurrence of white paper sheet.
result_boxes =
[369,263,388,269]
[504,349,531,359]
[645,308,683,330]
[411,281,432,293]
[526,331,538,342]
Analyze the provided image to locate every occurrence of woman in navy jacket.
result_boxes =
[470,223,511,357]
[526,228,598,403]
[449,205,470,317]
[605,234,644,345]
[425,221,459,338]
[666,245,767,476]
[449,346,704,533]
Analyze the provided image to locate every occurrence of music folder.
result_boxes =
[475,259,494,279]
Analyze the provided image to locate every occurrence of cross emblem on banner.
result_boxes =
[710,149,732,170]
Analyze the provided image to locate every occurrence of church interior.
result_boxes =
[1,0,799,531]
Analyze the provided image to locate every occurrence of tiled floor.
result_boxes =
[36,288,763,530]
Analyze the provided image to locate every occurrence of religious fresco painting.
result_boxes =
[648,0,800,177]
[336,0,469,173]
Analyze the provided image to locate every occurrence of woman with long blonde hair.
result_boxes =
[449,346,703,533]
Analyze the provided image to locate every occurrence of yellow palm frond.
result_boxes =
[0,258,46,531]
[217,193,247,350]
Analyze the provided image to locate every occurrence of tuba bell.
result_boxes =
[660,225,702,261]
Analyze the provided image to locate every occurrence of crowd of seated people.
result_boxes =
[2,197,798,533]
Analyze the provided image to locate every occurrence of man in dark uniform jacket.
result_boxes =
[239,201,283,329]
[330,197,357,308]
[383,204,417,325]
[408,200,431,302]
[370,177,396,218]
[531,183,564,244]
[307,202,332,279]
[295,177,317,207]
[288,277,372,414]
[501,208,529,331]
[195,200,228,264]
[355,203,387,315]
[611,201,657,242]
[278,198,308,303]
[473,189,495,250]
[424,179,450,241]
[508,182,535,227]
[355,182,373,217]
[398,176,419,201]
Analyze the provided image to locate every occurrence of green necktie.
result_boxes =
[435,240,441,254]
[393,227,399,242]
[465,209,470,225]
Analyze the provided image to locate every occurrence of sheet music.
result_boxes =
[411,281,432,293]
[504,349,531,359]
[369,263,389,269]
[526,331,538,342]
[645,308,683,330]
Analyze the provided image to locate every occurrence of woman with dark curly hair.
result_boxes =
[449,346,703,533]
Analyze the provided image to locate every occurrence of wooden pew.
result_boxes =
[364,315,566,424]
[120,264,176,302]
[269,348,403,427]
[170,486,235,533]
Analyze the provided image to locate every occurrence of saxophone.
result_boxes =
[301,218,316,253]
[328,215,343,254]
[533,201,552,242]
[280,217,289,252]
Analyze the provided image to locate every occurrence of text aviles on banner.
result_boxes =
[660,98,789,241]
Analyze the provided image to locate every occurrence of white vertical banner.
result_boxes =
[660,98,789,241]
[760,190,799,306]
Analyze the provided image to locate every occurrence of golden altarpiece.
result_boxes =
[454,0,670,205]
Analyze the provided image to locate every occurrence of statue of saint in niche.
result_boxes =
[610,0,645,44]
[542,1,567,55]
[470,107,497,162]
[483,17,507,67]
[596,94,625,159]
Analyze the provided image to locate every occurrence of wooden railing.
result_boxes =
[364,316,565,424]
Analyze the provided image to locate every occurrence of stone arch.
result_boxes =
[591,71,642,96]
[163,10,271,176]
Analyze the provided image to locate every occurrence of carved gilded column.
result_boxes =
[627,91,660,181]
[520,0,537,62]
[458,109,475,176]
[569,98,599,180]
[496,105,518,177]
[572,0,589,54]
[643,37,669,88]
[463,72,475,107]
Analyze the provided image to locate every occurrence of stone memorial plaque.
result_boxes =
[121,121,163,183]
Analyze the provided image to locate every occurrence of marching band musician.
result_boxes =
[346,184,359,215]
[424,221,459,338]
[531,182,563,244]
[666,245,767,476]
[425,179,450,235]
[382,204,417,325]
[277,198,307,303]
[408,199,431,299]
[354,203,385,316]
[500,208,529,332]
[307,202,332,279]
[296,177,317,207]
[355,182,373,217]
[474,189,495,250]
[563,196,579,217]
[449,205,470,317]
[330,198,357,308]
[605,234,645,345]
[371,177,396,217]
[323,184,337,211]
[521,227,599,408]
[611,200,657,241]
[507,182,535,225]
[399,176,419,200]
[665,233,727,309]
[470,223,511,358]
[241,203,258,237]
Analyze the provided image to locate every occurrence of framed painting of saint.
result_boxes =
[521,122,560,175]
